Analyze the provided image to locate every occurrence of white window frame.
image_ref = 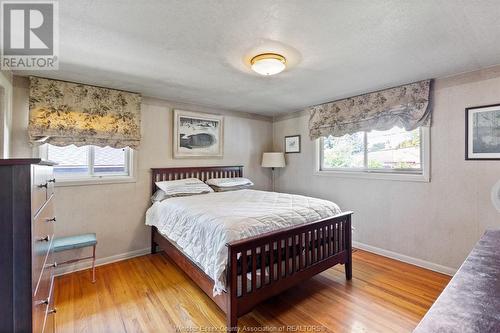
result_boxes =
[314,127,430,182]
[38,144,137,187]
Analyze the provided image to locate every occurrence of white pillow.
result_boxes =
[211,185,252,192]
[151,189,169,203]
[205,177,254,188]
[155,178,214,196]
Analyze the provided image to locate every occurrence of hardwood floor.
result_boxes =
[54,249,450,333]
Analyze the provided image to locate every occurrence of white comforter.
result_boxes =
[145,189,341,295]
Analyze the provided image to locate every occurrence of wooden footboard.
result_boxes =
[226,211,353,330]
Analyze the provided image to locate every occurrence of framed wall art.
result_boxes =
[465,104,500,160]
[284,135,301,154]
[173,109,224,158]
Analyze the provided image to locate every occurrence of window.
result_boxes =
[318,126,429,181]
[41,144,134,185]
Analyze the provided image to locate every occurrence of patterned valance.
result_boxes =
[29,77,141,149]
[308,80,432,140]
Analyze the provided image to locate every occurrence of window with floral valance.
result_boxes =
[29,76,142,149]
[309,80,432,181]
[308,80,432,140]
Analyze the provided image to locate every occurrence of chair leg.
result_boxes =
[91,244,96,283]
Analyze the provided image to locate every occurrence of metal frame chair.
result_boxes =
[53,233,97,283]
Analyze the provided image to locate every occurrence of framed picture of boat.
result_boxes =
[465,104,500,160]
[173,109,224,158]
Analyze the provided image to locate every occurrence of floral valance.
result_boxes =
[29,77,142,149]
[308,80,432,140]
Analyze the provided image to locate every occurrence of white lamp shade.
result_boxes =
[261,152,286,168]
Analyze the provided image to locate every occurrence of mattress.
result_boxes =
[145,189,341,295]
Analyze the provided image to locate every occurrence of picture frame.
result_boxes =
[465,104,500,160]
[284,135,301,154]
[173,109,224,159]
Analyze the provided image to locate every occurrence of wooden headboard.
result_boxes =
[151,166,243,194]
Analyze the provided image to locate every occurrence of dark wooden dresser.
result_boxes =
[414,229,500,333]
[0,159,57,333]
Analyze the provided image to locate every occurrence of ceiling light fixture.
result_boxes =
[250,53,286,76]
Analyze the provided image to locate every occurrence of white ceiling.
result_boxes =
[17,0,500,115]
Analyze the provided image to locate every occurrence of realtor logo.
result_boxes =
[1,1,58,70]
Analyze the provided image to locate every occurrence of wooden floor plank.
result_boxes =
[55,249,450,333]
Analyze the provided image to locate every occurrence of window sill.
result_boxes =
[54,176,137,187]
[314,170,430,182]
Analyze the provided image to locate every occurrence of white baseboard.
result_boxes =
[353,241,456,276]
[54,247,150,277]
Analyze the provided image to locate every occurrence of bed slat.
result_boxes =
[251,248,257,292]
[241,251,247,296]
[277,239,282,279]
[306,231,311,267]
[323,226,328,260]
[261,246,266,286]
[269,242,275,283]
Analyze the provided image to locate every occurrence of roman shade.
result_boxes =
[308,80,432,140]
[29,77,141,148]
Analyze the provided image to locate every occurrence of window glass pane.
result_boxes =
[93,146,127,174]
[47,145,89,176]
[367,127,421,170]
[322,132,365,169]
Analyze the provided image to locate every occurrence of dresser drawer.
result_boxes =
[44,293,55,333]
[34,240,55,295]
[46,170,55,199]
[33,196,56,246]
[33,269,54,333]
[32,165,54,216]
[33,197,55,293]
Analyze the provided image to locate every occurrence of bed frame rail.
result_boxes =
[226,211,353,329]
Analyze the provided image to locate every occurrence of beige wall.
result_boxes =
[273,66,500,273]
[0,70,13,158]
[11,77,273,268]
[11,66,500,274]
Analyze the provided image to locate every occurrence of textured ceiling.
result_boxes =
[16,0,500,115]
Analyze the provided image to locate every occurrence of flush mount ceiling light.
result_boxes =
[250,53,286,76]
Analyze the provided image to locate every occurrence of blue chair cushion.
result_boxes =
[53,233,97,252]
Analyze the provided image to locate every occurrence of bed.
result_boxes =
[148,166,353,331]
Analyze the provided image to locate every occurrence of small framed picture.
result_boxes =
[284,135,301,154]
[465,104,500,160]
